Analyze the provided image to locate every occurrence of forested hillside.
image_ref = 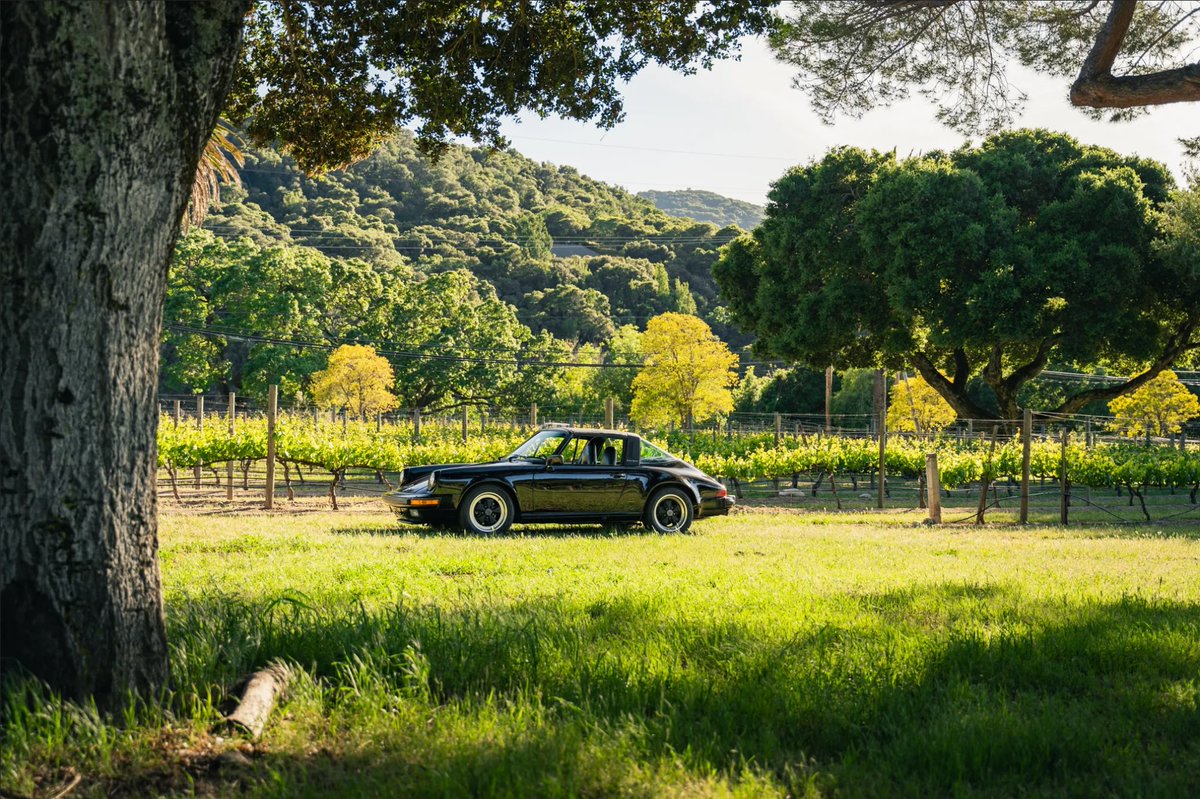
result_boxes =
[638,189,764,230]
[164,131,752,409]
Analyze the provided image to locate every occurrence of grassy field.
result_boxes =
[3,502,1199,798]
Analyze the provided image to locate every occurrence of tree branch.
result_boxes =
[951,348,970,390]
[909,351,993,420]
[1071,0,1200,108]
[1077,0,1136,79]
[1000,336,1057,395]
[1055,315,1200,414]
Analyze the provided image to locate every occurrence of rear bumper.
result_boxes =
[698,496,735,518]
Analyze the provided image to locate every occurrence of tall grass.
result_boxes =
[3,509,1198,797]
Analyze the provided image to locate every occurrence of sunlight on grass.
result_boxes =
[4,505,1198,797]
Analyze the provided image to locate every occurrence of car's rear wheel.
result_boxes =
[644,488,693,533]
[459,485,514,535]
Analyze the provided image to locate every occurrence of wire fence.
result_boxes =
[156,394,1200,450]
[156,392,1200,526]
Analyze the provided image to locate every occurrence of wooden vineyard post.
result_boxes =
[877,395,887,509]
[312,407,319,430]
[1020,407,1032,524]
[824,365,833,433]
[226,392,235,501]
[774,412,782,447]
[376,411,382,433]
[605,397,614,429]
[481,410,488,435]
[461,405,469,443]
[341,409,347,435]
[530,402,538,429]
[265,385,277,509]
[193,395,204,489]
[872,369,884,435]
[414,407,422,442]
[926,453,942,524]
[1060,426,1070,526]
[173,399,181,427]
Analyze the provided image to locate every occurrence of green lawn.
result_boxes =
[4,504,1199,798]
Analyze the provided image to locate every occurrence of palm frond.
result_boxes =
[186,121,245,230]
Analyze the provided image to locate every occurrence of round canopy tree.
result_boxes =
[715,129,1200,421]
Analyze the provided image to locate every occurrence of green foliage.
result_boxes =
[589,325,642,413]
[638,189,764,229]
[716,130,1198,420]
[173,131,754,409]
[229,2,772,170]
[520,285,615,345]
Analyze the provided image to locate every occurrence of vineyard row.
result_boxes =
[159,414,1200,496]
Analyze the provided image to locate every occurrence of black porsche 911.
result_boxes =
[382,426,733,534]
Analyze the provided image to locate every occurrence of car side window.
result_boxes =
[599,437,623,466]
[559,437,586,463]
[531,435,567,458]
[562,436,625,465]
[639,440,675,464]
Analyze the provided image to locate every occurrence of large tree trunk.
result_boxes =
[0,1,247,705]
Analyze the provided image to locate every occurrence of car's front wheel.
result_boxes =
[644,488,693,534]
[459,485,514,535]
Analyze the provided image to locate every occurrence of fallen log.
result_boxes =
[222,662,293,739]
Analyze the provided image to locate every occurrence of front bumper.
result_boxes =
[382,491,455,525]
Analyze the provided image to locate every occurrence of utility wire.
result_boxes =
[165,322,792,371]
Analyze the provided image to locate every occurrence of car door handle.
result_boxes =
[612,473,626,478]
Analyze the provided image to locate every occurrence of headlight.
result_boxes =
[426,471,437,490]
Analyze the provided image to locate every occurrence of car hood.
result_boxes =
[399,460,539,484]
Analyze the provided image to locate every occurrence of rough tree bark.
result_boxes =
[0,1,248,704]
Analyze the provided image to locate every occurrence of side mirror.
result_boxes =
[546,455,564,466]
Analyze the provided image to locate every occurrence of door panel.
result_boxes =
[534,466,639,515]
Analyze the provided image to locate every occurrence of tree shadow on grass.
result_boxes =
[146,580,1200,797]
[7,583,1198,798]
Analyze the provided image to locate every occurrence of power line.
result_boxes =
[1036,369,1200,388]
[165,322,788,371]
[506,134,797,164]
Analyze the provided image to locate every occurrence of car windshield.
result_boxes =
[507,430,569,460]
[639,440,678,464]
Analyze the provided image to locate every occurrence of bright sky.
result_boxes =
[496,38,1198,206]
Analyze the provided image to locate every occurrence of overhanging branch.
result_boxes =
[1055,315,1200,414]
[1071,0,1200,108]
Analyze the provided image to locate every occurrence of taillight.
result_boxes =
[715,486,727,498]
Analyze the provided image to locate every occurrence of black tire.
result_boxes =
[459,484,515,535]
[643,488,694,534]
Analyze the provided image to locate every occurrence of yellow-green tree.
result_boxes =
[887,374,956,434]
[1108,371,1200,438]
[311,345,400,419]
[631,314,737,428]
